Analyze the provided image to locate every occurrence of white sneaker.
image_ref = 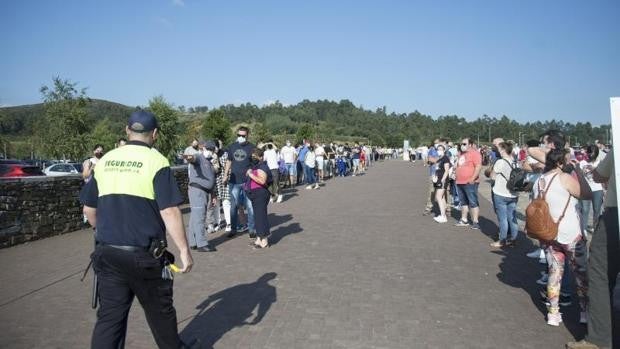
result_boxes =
[313,184,319,189]
[305,185,313,190]
[433,215,448,223]
[269,197,274,203]
[527,248,545,259]
[225,225,232,233]
[206,224,215,234]
[547,312,562,326]
[580,311,588,324]
[276,195,283,203]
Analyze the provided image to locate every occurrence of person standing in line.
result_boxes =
[423,139,441,216]
[578,145,604,236]
[567,150,618,349]
[297,141,309,185]
[203,140,222,234]
[80,110,193,348]
[304,144,319,189]
[432,144,451,223]
[223,127,256,238]
[185,140,216,252]
[314,142,326,182]
[488,141,519,247]
[246,148,273,249]
[214,139,233,235]
[280,140,297,188]
[263,142,282,203]
[454,137,483,229]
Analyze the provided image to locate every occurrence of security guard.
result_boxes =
[80,110,194,349]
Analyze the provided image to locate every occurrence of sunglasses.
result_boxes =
[461,143,468,146]
[237,134,247,137]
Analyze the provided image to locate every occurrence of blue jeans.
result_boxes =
[493,194,518,241]
[579,190,604,232]
[229,183,254,232]
[456,183,479,208]
[304,164,316,185]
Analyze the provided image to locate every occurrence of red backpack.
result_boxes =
[525,173,570,242]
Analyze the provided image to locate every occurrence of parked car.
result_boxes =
[0,160,46,178]
[43,163,83,176]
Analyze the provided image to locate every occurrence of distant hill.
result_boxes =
[0,99,135,136]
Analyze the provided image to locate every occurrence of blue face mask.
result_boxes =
[237,136,246,143]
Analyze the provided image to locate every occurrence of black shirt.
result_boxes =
[226,141,256,184]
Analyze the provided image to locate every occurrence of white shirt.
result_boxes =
[579,159,603,192]
[281,145,296,164]
[264,149,279,170]
[304,151,316,168]
[315,146,325,158]
[492,158,517,198]
[533,172,582,244]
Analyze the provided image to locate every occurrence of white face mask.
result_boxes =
[460,145,468,152]
[237,136,246,143]
[437,151,445,157]
[286,142,291,147]
[203,150,213,158]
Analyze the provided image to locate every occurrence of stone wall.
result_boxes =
[0,166,189,249]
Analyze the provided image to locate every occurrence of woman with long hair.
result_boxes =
[489,141,519,247]
[432,145,451,223]
[534,149,592,326]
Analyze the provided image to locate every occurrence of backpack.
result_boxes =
[525,173,571,241]
[499,159,531,192]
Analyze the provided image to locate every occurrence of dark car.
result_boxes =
[0,160,46,178]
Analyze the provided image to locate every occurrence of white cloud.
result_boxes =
[172,0,185,6]
[154,16,172,27]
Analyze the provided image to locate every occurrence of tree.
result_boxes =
[202,109,232,145]
[295,124,314,144]
[148,95,180,161]
[89,118,119,151]
[253,122,271,143]
[39,77,90,160]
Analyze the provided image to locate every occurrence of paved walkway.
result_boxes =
[0,160,584,348]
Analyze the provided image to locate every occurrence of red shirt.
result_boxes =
[455,150,482,184]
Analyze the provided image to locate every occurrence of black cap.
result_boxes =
[205,140,217,150]
[128,110,159,133]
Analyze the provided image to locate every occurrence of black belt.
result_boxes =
[98,242,148,252]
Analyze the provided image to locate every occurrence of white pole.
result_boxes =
[610,98,620,228]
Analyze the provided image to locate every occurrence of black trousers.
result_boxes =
[91,245,182,349]
[249,188,270,237]
[586,207,619,348]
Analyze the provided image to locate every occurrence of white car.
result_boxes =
[43,163,83,176]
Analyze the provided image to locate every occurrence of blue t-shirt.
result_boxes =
[428,146,439,175]
[298,145,309,162]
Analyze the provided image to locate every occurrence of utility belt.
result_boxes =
[97,238,168,259]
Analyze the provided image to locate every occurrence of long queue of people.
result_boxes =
[419,132,617,349]
[182,126,395,252]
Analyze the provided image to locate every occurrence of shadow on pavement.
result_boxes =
[481,217,586,342]
[269,223,302,246]
[180,273,278,349]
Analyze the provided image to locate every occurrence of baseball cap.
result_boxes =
[128,110,159,133]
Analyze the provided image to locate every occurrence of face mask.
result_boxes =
[251,157,260,165]
[437,151,445,157]
[286,142,291,147]
[203,150,213,158]
[460,145,468,152]
[237,136,246,144]
[94,152,103,159]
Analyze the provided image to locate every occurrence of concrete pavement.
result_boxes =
[0,160,584,348]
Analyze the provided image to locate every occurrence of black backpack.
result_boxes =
[499,159,531,192]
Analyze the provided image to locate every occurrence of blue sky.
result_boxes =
[1,0,619,125]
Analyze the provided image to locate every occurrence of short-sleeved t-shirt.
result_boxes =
[298,146,309,162]
[492,158,517,198]
[596,152,616,208]
[428,146,439,176]
[435,155,451,181]
[281,146,296,164]
[456,150,482,184]
[79,141,183,247]
[226,141,256,184]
